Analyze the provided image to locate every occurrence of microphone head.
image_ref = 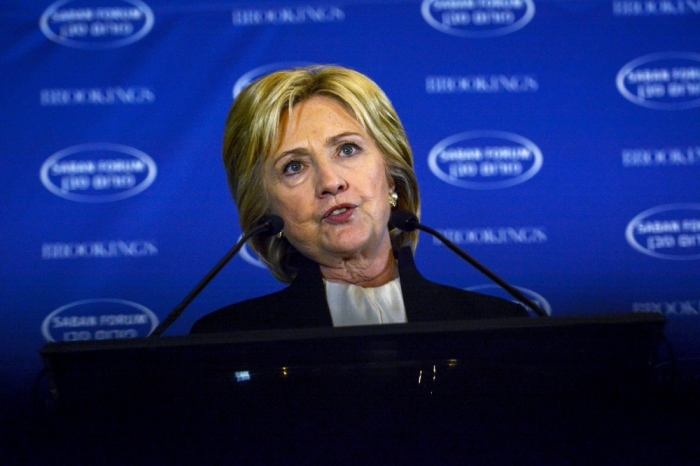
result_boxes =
[390,210,419,232]
[258,215,284,236]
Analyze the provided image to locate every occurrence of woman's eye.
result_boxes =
[340,144,359,156]
[283,160,303,175]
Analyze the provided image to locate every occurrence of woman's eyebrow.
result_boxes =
[272,147,310,164]
[272,132,364,164]
[325,132,363,147]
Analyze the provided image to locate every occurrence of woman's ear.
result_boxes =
[387,172,396,192]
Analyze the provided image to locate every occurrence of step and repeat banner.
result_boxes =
[1,0,699,394]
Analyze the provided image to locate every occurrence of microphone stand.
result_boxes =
[391,210,548,317]
[149,216,283,337]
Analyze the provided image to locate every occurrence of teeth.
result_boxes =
[331,208,348,216]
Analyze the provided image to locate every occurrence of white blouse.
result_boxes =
[325,278,407,327]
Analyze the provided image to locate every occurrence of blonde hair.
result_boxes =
[224,65,420,283]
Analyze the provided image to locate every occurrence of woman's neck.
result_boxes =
[319,246,398,288]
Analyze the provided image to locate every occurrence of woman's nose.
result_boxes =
[316,162,347,197]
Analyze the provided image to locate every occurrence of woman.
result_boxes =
[191,66,527,333]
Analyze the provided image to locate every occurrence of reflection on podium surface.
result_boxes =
[30,314,700,463]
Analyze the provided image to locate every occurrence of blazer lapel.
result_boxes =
[286,254,334,327]
[397,246,441,322]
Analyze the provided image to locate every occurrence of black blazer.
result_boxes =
[190,246,528,333]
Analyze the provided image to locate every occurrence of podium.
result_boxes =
[35,313,690,464]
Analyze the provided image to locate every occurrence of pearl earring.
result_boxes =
[389,192,398,208]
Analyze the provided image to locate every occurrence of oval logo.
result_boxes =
[616,52,700,110]
[237,234,268,269]
[41,298,158,342]
[39,0,155,49]
[40,143,157,203]
[232,61,315,99]
[465,284,552,316]
[428,130,543,189]
[626,204,700,260]
[421,0,535,38]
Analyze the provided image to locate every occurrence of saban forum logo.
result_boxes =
[41,298,159,342]
[237,234,268,269]
[421,0,535,38]
[617,52,700,110]
[466,284,552,316]
[626,203,700,260]
[233,61,315,99]
[428,130,543,189]
[39,0,154,49]
[40,143,157,202]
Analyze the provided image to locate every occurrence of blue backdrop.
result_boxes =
[2,0,700,398]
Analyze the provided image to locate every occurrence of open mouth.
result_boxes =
[323,204,355,222]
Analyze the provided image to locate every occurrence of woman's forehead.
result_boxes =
[274,96,366,150]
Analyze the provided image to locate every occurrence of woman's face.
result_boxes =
[263,95,394,267]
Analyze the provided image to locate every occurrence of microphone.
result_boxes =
[149,215,284,337]
[390,210,547,317]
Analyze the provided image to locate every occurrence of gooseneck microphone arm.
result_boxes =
[149,215,284,337]
[390,210,548,317]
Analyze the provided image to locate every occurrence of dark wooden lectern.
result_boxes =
[34,313,692,464]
